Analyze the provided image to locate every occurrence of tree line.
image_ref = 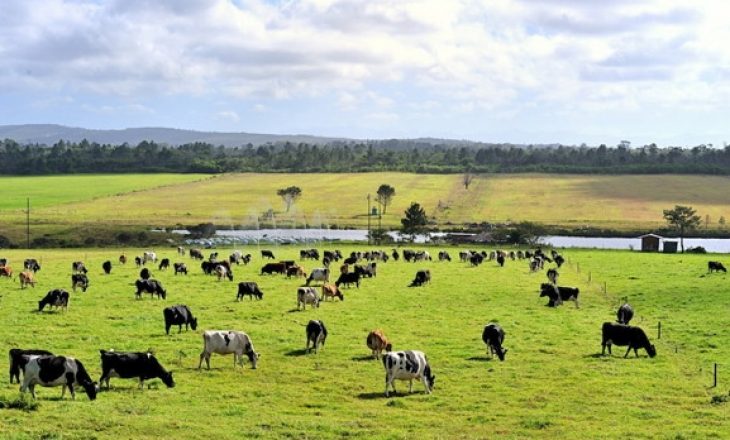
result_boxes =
[2,138,730,175]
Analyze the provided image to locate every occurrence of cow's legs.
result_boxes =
[601,343,606,355]
[624,346,632,358]
[408,379,413,393]
[139,378,145,389]
[198,352,210,370]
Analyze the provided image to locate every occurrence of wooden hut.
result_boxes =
[639,233,663,252]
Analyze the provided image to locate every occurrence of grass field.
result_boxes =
[0,246,727,439]
[1,173,730,239]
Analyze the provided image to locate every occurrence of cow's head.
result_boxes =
[82,380,98,400]
[384,343,393,352]
[246,347,259,369]
[647,344,657,358]
[423,365,436,392]
[190,317,198,331]
[37,300,45,312]
[496,347,508,361]
[162,371,175,388]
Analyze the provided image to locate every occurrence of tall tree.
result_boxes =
[662,205,701,253]
[276,186,302,212]
[375,184,396,215]
[401,202,428,241]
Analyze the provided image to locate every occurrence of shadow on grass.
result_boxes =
[284,348,309,357]
[357,392,413,400]
[466,356,493,362]
[351,355,376,362]
[286,308,301,313]
[584,353,607,359]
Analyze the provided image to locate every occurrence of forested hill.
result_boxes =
[0,137,728,175]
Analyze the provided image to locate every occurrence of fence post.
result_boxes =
[713,363,718,388]
[588,272,591,283]
[657,321,662,339]
[604,282,607,293]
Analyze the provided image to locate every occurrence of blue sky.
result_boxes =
[1,0,728,146]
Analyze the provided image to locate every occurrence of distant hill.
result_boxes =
[0,124,489,148]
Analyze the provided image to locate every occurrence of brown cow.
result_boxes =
[287,265,307,279]
[366,329,393,359]
[119,254,127,265]
[19,271,35,289]
[340,264,349,275]
[320,284,344,302]
[0,266,12,278]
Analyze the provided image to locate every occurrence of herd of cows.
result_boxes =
[4,244,701,402]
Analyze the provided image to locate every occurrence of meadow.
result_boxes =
[0,245,728,439]
[1,173,730,240]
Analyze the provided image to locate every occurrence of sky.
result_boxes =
[1,0,729,146]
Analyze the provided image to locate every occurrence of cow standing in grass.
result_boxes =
[601,322,656,358]
[616,303,634,325]
[306,320,328,354]
[366,330,392,360]
[482,323,507,361]
[382,350,435,397]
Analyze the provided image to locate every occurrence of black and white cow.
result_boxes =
[297,287,320,310]
[409,270,431,287]
[438,251,451,262]
[601,322,656,358]
[261,250,275,260]
[554,254,565,268]
[198,330,259,370]
[546,268,559,284]
[20,355,97,400]
[539,283,579,308]
[99,350,174,389]
[158,258,171,271]
[24,258,41,272]
[72,261,88,274]
[496,253,505,267]
[482,323,507,361]
[335,272,360,288]
[708,261,727,273]
[237,282,264,301]
[102,260,112,275]
[71,274,89,292]
[616,303,634,325]
[305,268,329,286]
[143,251,157,264]
[306,320,328,354]
[140,267,151,280]
[163,305,198,335]
[173,262,188,275]
[354,262,377,278]
[189,248,204,260]
[135,279,166,300]
[38,289,70,312]
[8,348,53,384]
[382,350,435,397]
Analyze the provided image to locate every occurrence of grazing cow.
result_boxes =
[261,250,275,260]
[409,269,431,287]
[354,262,377,278]
[509,251,516,261]
[209,252,219,262]
[382,350,435,397]
[102,261,112,275]
[601,322,656,358]
[459,251,470,263]
[306,268,330,286]
[287,265,307,279]
[143,251,157,264]
[229,251,243,265]
[173,262,188,275]
[470,253,484,266]
[482,323,507,361]
[99,350,174,389]
[163,304,198,335]
[539,283,579,308]
[0,266,13,278]
[321,284,344,301]
[344,256,358,265]
[438,251,451,262]
[19,271,35,289]
[546,268,559,284]
[135,279,166,300]
[297,287,320,310]
[335,272,360,288]
[119,254,127,265]
[300,249,320,260]
[323,251,338,262]
[529,258,541,272]
[24,259,41,272]
[366,330,392,360]
[391,249,400,261]
[158,258,171,271]
[708,261,727,273]
[554,255,565,268]
[38,289,70,312]
[21,355,97,400]
[616,303,634,325]
[135,256,143,267]
[177,246,185,256]
[9,348,53,384]
[198,330,259,370]
[72,261,88,274]
[189,248,204,260]
[0,258,7,267]
[306,320,328,354]
[140,268,151,280]
[260,262,287,275]
[414,251,431,262]
[237,282,264,301]
[215,264,233,281]
[71,274,89,292]
[517,250,525,259]
[496,253,505,267]
[201,261,216,275]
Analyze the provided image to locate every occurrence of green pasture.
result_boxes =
[0,246,727,439]
[1,173,730,238]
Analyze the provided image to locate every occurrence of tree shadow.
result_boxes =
[284,349,309,357]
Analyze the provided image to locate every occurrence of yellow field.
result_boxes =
[1,173,729,234]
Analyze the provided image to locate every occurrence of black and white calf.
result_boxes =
[409,270,431,287]
[20,355,97,400]
[135,279,166,300]
[8,348,53,383]
[198,330,259,370]
[382,350,435,397]
[539,283,579,308]
[173,262,188,275]
[38,289,70,312]
[306,320,328,354]
[482,323,507,361]
[601,322,656,358]
[163,305,198,335]
[297,287,320,310]
[616,303,634,325]
[158,258,171,271]
[71,274,89,292]
[99,350,174,389]
[237,282,264,301]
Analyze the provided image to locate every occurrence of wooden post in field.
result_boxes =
[657,321,662,339]
[588,272,591,283]
[713,363,718,388]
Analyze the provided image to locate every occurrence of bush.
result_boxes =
[685,246,707,254]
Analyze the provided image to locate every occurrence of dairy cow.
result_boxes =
[20,355,97,400]
[382,350,435,397]
[99,350,174,389]
[198,330,259,370]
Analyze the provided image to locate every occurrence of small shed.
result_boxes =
[663,240,678,253]
[639,233,663,252]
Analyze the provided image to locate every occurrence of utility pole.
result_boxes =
[26,197,30,249]
[367,194,371,245]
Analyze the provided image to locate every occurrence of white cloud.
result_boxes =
[216,110,240,122]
